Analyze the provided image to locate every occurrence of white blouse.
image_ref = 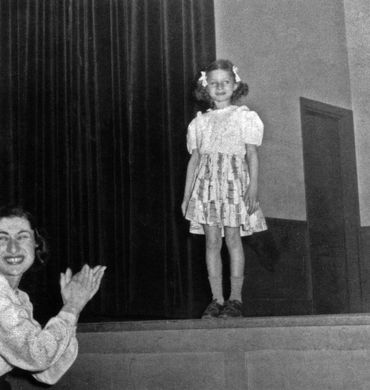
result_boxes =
[187,105,264,156]
[0,275,78,384]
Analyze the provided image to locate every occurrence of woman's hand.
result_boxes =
[244,184,259,215]
[60,264,106,315]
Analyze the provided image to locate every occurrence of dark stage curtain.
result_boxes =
[0,0,215,321]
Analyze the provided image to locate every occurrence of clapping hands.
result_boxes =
[60,264,106,316]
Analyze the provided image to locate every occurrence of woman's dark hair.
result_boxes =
[0,205,48,265]
[193,59,249,109]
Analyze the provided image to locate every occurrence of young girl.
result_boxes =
[181,59,267,319]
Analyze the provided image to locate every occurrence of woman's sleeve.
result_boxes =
[186,114,200,154]
[240,108,264,146]
[32,311,78,384]
[0,294,78,385]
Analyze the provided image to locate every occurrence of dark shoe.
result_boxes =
[201,300,224,319]
[220,300,242,318]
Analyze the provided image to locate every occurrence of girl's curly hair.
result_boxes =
[0,205,49,265]
[193,59,249,110]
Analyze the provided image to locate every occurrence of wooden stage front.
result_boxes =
[9,314,370,389]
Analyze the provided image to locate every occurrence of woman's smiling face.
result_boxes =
[0,216,36,287]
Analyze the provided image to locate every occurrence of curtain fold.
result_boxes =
[0,0,215,320]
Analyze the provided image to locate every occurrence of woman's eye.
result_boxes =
[0,235,8,243]
[17,234,31,241]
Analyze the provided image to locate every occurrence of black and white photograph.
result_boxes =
[0,0,369,389]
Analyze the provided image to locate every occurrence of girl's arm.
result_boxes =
[245,144,259,215]
[181,149,200,216]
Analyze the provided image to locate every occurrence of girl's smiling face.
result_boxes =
[0,216,36,288]
[206,69,238,108]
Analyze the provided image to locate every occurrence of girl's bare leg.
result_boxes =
[224,226,245,302]
[203,224,224,304]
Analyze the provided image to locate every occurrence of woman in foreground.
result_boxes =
[0,205,106,388]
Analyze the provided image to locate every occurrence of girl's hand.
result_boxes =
[60,264,106,315]
[244,185,259,215]
[181,199,188,216]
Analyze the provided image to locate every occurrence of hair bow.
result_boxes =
[232,65,241,83]
[199,71,208,87]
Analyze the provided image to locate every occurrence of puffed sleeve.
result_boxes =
[0,290,78,385]
[239,107,264,146]
[186,113,201,154]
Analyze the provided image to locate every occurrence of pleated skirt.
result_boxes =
[185,153,267,236]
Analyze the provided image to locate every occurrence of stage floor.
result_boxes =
[78,312,370,332]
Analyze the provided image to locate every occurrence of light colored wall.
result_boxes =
[343,0,370,226]
[214,0,352,221]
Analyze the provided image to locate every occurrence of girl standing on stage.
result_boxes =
[181,59,267,319]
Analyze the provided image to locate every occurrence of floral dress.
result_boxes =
[185,105,267,236]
